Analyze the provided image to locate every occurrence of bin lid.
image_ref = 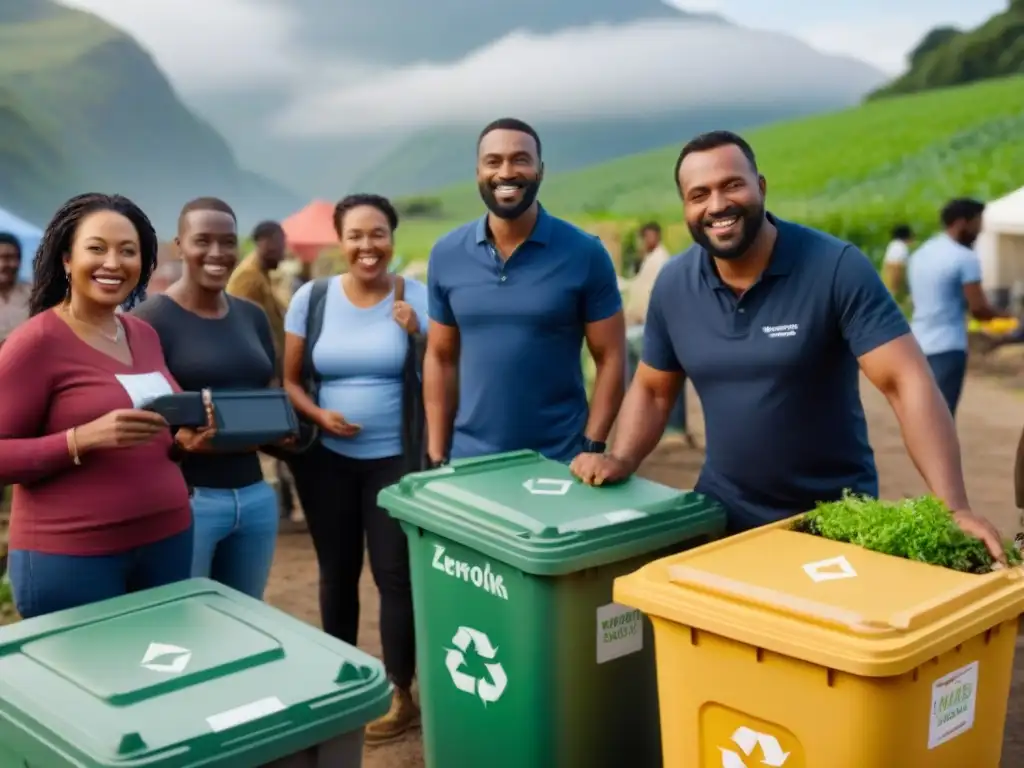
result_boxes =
[0,579,392,767]
[379,450,725,576]
[613,518,1024,677]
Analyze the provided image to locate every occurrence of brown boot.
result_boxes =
[364,687,420,746]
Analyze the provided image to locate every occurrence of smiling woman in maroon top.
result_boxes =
[0,193,203,619]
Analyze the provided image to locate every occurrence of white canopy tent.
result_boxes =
[0,205,42,284]
[978,186,1024,297]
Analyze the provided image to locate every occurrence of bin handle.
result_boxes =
[667,565,895,634]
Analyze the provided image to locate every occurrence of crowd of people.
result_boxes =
[0,118,1012,748]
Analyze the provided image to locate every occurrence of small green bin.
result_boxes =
[0,578,392,767]
[379,450,725,768]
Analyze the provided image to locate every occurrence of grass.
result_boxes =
[794,492,1023,574]
[406,75,1024,263]
[0,8,120,75]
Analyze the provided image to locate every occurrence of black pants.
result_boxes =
[292,444,415,688]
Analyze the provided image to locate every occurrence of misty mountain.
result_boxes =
[0,0,301,232]
[181,5,884,200]
[276,0,716,67]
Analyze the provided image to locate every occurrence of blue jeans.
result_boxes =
[190,481,278,599]
[9,524,193,619]
[927,350,968,416]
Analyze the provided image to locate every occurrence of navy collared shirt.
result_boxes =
[428,205,621,461]
[643,214,910,530]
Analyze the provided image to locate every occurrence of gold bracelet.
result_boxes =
[67,427,81,466]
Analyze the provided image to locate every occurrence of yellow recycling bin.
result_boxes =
[614,517,1024,768]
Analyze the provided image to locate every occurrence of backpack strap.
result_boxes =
[393,274,406,304]
[302,278,331,390]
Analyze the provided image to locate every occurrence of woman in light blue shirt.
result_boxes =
[282,194,427,744]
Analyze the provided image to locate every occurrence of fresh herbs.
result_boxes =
[793,492,1023,574]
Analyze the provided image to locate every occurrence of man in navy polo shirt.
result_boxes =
[423,117,626,464]
[570,130,1005,562]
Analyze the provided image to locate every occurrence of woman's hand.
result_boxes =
[315,408,361,438]
[74,409,169,452]
[176,388,218,453]
[393,300,420,334]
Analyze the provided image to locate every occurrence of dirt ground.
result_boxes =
[266,370,1024,767]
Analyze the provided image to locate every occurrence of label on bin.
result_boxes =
[928,660,978,749]
[596,603,643,664]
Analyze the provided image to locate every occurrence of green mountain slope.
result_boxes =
[419,75,1024,255]
[870,1,1023,99]
[0,2,301,231]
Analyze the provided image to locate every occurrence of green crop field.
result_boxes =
[399,75,1024,265]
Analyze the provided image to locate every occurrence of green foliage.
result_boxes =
[870,4,1024,99]
[394,196,446,219]
[414,75,1024,260]
[794,492,1023,574]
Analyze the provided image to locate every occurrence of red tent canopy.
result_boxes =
[282,200,337,262]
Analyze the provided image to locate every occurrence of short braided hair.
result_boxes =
[29,193,159,316]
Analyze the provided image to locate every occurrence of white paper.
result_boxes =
[115,372,173,408]
[928,660,978,749]
[596,603,643,664]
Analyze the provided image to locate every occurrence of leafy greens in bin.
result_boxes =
[792,492,1023,574]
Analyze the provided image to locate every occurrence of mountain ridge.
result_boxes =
[0,1,301,232]
[870,0,1023,98]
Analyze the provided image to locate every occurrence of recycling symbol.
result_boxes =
[444,626,507,705]
[720,727,789,767]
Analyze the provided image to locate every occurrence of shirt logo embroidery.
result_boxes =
[762,324,799,338]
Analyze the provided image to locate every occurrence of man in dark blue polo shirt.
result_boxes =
[570,130,1005,561]
[424,117,626,464]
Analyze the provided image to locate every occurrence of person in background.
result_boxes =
[570,131,1006,564]
[0,193,205,618]
[424,118,626,465]
[0,232,30,343]
[908,198,1007,416]
[882,224,914,301]
[226,220,301,525]
[624,222,694,447]
[134,198,279,600]
[283,194,426,744]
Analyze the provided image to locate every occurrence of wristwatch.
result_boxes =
[580,437,606,454]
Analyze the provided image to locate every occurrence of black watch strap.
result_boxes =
[581,437,606,454]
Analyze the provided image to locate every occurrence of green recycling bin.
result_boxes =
[0,578,391,768]
[379,450,726,768]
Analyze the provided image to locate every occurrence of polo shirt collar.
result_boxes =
[700,211,792,287]
[475,203,553,246]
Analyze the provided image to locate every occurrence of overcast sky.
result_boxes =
[60,0,1005,139]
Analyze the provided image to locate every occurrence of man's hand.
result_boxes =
[952,509,1008,567]
[570,453,634,486]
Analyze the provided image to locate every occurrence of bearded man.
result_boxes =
[423,117,626,464]
[569,130,1006,564]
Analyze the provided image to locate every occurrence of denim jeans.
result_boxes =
[190,481,279,599]
[926,350,968,416]
[9,523,193,619]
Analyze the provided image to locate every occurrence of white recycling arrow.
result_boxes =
[444,648,476,694]
[720,726,789,767]
[140,642,192,674]
[444,625,508,705]
[522,478,572,496]
[478,662,507,703]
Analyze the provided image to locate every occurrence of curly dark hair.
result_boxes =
[332,194,399,237]
[29,193,159,317]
